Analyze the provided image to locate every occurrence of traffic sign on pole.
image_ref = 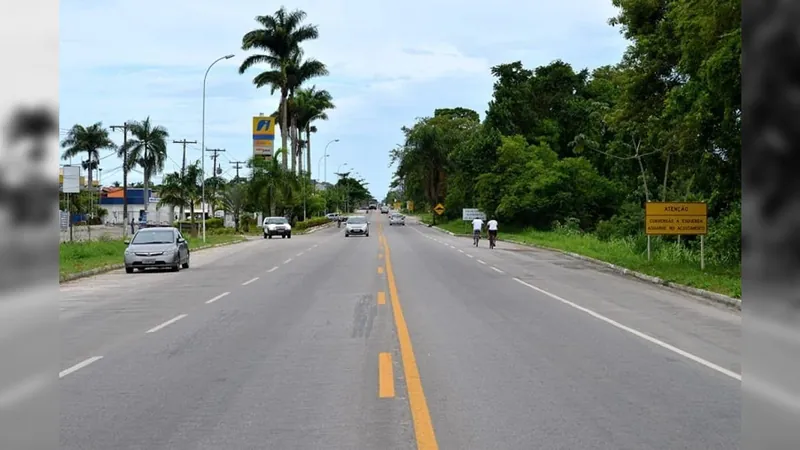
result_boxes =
[433,203,445,215]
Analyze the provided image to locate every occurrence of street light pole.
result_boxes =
[201,53,234,243]
[323,139,339,185]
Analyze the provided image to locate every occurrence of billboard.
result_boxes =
[61,166,80,193]
[252,116,276,159]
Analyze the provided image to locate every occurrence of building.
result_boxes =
[99,187,177,224]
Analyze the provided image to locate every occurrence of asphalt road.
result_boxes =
[60,212,740,449]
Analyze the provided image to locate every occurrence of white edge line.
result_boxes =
[511,277,741,382]
[242,277,259,286]
[283,258,292,264]
[477,259,486,265]
[60,356,103,378]
[267,266,279,273]
[206,292,230,304]
[491,266,504,273]
[146,314,188,334]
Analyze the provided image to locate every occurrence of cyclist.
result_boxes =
[487,216,499,249]
[471,216,485,247]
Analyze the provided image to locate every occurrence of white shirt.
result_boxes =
[471,218,484,231]
[487,220,498,231]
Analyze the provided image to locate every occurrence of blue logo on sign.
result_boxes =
[257,119,271,131]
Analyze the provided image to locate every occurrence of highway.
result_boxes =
[60,212,740,449]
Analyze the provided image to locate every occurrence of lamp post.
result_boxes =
[323,139,339,185]
[201,53,235,243]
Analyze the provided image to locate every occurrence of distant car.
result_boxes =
[380,205,389,214]
[369,203,378,210]
[326,213,340,221]
[388,213,405,226]
[263,216,292,239]
[344,215,370,237]
[123,226,190,273]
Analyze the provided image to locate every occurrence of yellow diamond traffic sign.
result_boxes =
[433,203,445,215]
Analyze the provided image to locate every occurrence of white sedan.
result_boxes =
[388,213,405,226]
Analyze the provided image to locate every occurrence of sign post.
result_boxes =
[252,115,276,160]
[645,202,708,269]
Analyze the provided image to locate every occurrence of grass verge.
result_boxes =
[419,214,741,299]
[60,234,246,280]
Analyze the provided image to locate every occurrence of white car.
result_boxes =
[344,215,369,237]
[388,213,405,226]
[263,216,292,239]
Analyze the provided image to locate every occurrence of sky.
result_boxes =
[60,0,628,200]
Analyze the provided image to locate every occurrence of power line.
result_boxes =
[173,139,197,177]
[231,161,245,179]
[207,148,225,177]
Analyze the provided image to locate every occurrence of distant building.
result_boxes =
[99,187,181,224]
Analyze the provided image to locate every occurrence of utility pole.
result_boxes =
[173,139,197,221]
[231,161,245,181]
[110,122,130,238]
[173,139,197,176]
[206,148,225,216]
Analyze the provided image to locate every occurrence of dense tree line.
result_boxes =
[389,0,740,265]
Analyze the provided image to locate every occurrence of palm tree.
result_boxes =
[60,122,115,192]
[248,148,298,216]
[294,86,335,178]
[221,181,248,232]
[286,50,328,174]
[239,7,320,169]
[157,161,202,230]
[119,117,169,221]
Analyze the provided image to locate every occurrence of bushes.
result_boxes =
[293,216,331,231]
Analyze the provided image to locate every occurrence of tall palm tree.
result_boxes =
[60,122,115,191]
[221,180,248,232]
[248,148,298,216]
[294,86,335,178]
[239,7,320,169]
[286,50,328,174]
[119,117,169,221]
[157,161,202,227]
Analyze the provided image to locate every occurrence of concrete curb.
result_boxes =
[419,222,741,311]
[59,237,250,284]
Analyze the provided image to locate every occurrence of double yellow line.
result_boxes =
[377,229,439,449]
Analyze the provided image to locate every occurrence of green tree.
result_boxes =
[221,180,249,232]
[239,7,320,169]
[60,122,115,192]
[119,117,169,220]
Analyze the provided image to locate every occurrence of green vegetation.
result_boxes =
[59,234,246,281]
[395,1,741,298]
[60,6,373,239]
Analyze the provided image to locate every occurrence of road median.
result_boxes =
[60,234,247,283]
[416,215,741,308]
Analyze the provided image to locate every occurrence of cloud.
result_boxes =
[60,0,627,194]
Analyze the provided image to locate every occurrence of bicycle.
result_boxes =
[473,230,481,247]
[489,231,496,249]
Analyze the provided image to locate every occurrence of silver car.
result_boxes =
[344,215,370,237]
[388,213,405,226]
[123,227,190,273]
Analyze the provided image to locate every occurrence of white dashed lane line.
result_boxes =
[283,258,292,264]
[491,266,504,273]
[466,254,474,258]
[60,356,103,378]
[146,314,188,334]
[477,259,486,265]
[206,292,230,304]
[242,277,259,286]
[296,252,304,257]
[267,266,279,273]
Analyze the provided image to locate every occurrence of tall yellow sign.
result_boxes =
[252,116,276,159]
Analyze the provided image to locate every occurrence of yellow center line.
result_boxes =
[382,234,439,449]
[378,352,395,398]
[377,291,386,305]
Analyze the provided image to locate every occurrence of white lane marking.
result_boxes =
[312,244,318,248]
[283,258,292,264]
[296,252,304,257]
[466,254,474,258]
[59,356,103,378]
[146,314,188,334]
[242,277,259,286]
[449,245,456,249]
[206,292,230,304]
[491,266,504,273]
[267,266,279,273]
[511,277,741,381]
[458,249,465,253]
[477,259,486,265]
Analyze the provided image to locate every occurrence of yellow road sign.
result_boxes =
[394,202,402,210]
[433,203,445,215]
[645,202,707,235]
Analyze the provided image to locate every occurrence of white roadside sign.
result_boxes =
[462,208,486,221]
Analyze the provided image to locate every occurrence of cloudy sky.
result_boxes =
[60,0,628,199]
